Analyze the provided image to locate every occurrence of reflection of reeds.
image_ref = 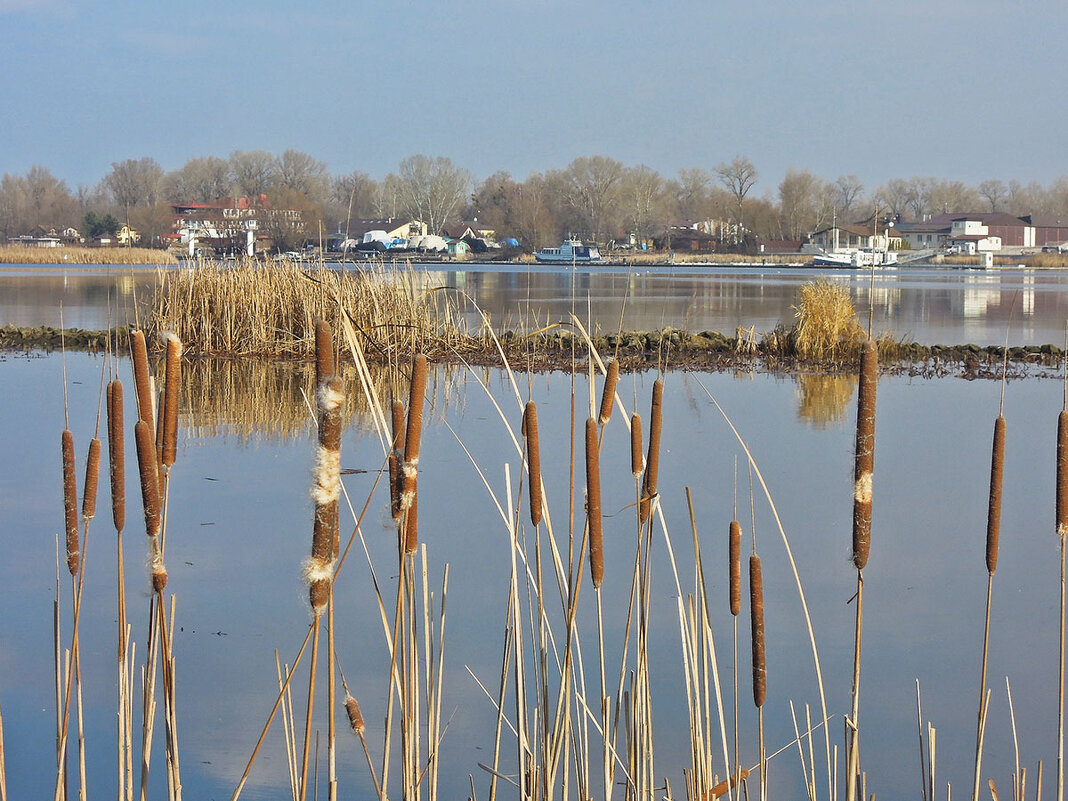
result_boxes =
[796,373,858,429]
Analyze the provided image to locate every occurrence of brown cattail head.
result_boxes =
[314,319,335,385]
[402,355,428,554]
[129,330,154,431]
[62,430,79,576]
[729,520,742,616]
[134,420,161,540]
[313,377,343,563]
[852,339,878,570]
[749,553,766,707]
[152,567,168,592]
[309,578,330,615]
[525,401,543,526]
[586,417,604,588]
[107,380,125,532]
[630,413,643,478]
[598,358,619,425]
[639,379,664,523]
[344,694,366,736]
[81,437,101,520]
[1058,410,1068,538]
[389,398,406,521]
[161,333,182,468]
[155,387,165,475]
[986,415,1006,574]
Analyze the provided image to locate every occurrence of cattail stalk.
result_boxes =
[402,355,428,555]
[586,417,603,588]
[525,402,543,526]
[598,358,618,425]
[161,334,182,468]
[639,379,664,524]
[62,431,79,576]
[852,339,878,569]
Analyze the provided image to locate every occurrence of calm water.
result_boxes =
[3,261,1068,345]
[1,268,1067,801]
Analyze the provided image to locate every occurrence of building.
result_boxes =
[808,221,902,252]
[171,195,305,255]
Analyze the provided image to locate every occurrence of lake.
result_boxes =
[1,263,1066,801]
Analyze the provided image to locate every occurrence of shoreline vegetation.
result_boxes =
[2,243,1068,269]
[0,259,1062,375]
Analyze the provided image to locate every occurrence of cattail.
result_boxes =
[403,355,428,554]
[1058,410,1068,538]
[81,438,101,520]
[586,417,604,588]
[749,553,766,707]
[62,430,79,576]
[314,319,335,384]
[640,379,664,524]
[986,415,1006,574]
[598,358,619,425]
[151,562,168,592]
[630,413,643,478]
[852,340,878,570]
[129,330,154,431]
[525,401,543,526]
[390,399,405,522]
[729,520,742,616]
[312,378,343,559]
[155,387,165,472]
[134,421,161,540]
[107,380,125,532]
[344,694,365,736]
[161,333,182,468]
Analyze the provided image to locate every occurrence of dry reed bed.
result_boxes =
[0,244,177,265]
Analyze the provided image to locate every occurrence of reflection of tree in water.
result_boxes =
[179,358,462,442]
[795,373,858,429]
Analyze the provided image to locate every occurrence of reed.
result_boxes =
[639,379,664,524]
[0,245,177,266]
[525,401,543,526]
[792,280,866,362]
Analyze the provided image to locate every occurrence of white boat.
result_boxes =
[813,248,897,268]
[535,238,601,264]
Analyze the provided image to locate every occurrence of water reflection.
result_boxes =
[0,266,161,328]
[795,373,858,429]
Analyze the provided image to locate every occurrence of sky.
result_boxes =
[2,0,1067,195]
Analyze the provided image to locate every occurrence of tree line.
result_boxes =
[3,150,1068,251]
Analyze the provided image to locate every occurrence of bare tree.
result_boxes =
[556,155,625,242]
[874,178,912,220]
[276,149,329,201]
[105,157,164,224]
[330,170,378,236]
[978,179,1007,213]
[834,174,865,218]
[162,156,233,203]
[230,150,277,198]
[390,154,471,234]
[673,167,713,221]
[778,169,833,240]
[715,155,758,225]
[620,164,665,242]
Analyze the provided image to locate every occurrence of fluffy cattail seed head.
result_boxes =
[852,340,878,569]
[345,695,365,736]
[107,381,125,532]
[598,358,619,425]
[986,415,1006,574]
[62,430,79,575]
[525,401,542,526]
[152,568,168,592]
[586,417,604,588]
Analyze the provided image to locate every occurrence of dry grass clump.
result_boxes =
[148,258,463,360]
[796,373,858,429]
[792,280,866,361]
[0,244,176,265]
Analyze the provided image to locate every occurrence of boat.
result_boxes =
[535,238,601,264]
[813,248,897,268]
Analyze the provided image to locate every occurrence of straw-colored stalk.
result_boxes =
[107,382,125,532]
[62,430,80,576]
[598,358,618,425]
[852,340,877,570]
[390,400,406,522]
[402,355,428,555]
[161,334,182,468]
[640,380,664,524]
[130,331,154,431]
[630,413,643,478]
[586,417,604,588]
[525,402,543,526]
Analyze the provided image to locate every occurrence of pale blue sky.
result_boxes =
[2,0,1066,192]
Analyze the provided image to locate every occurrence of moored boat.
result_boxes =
[535,238,601,264]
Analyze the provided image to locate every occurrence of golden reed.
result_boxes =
[107,381,125,532]
[640,379,664,524]
[525,401,542,526]
[986,416,1006,574]
[62,430,79,576]
[402,355,428,555]
[598,358,619,425]
[749,553,766,707]
[852,340,878,570]
[586,417,604,588]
